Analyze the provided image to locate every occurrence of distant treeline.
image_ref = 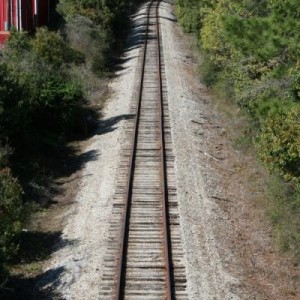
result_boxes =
[0,0,143,287]
[175,0,300,259]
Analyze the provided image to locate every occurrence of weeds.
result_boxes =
[268,177,300,260]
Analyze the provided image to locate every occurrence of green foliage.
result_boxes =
[259,106,300,182]
[0,27,86,279]
[175,0,201,33]
[58,0,142,75]
[268,178,300,258]
[291,69,300,101]
[223,16,280,60]
[66,15,112,75]
[0,168,23,277]
[175,0,217,34]
[32,28,84,67]
[5,28,30,52]
[0,144,12,169]
[0,30,84,147]
[200,1,229,64]
[200,54,222,86]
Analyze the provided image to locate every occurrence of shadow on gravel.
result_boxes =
[72,113,135,141]
[2,267,65,300]
[97,114,135,136]
[15,231,78,264]
[59,149,99,179]
[112,55,138,72]
[2,230,78,300]
[159,15,177,23]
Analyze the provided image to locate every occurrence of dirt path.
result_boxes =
[36,0,299,299]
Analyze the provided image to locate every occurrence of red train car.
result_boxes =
[0,0,50,44]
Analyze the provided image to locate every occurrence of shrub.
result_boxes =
[0,168,23,274]
[0,31,84,148]
[175,0,201,33]
[268,178,300,258]
[65,16,110,76]
[32,27,84,67]
[258,106,300,182]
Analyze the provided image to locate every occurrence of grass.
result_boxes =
[268,177,300,262]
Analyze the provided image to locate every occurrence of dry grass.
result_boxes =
[207,81,300,299]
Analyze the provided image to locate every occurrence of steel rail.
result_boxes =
[156,1,173,299]
[115,1,153,298]
[115,0,173,298]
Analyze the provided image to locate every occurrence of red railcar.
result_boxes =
[0,0,50,44]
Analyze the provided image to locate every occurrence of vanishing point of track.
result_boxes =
[100,1,187,299]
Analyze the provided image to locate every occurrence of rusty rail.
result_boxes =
[115,1,153,298]
[156,0,173,299]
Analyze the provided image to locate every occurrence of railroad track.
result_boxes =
[100,1,187,299]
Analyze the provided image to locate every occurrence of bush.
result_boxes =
[175,0,201,34]
[58,0,144,75]
[0,168,23,276]
[65,16,110,76]
[0,30,84,148]
[32,28,84,67]
[258,106,300,182]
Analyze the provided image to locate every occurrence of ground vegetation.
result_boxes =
[175,0,300,260]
